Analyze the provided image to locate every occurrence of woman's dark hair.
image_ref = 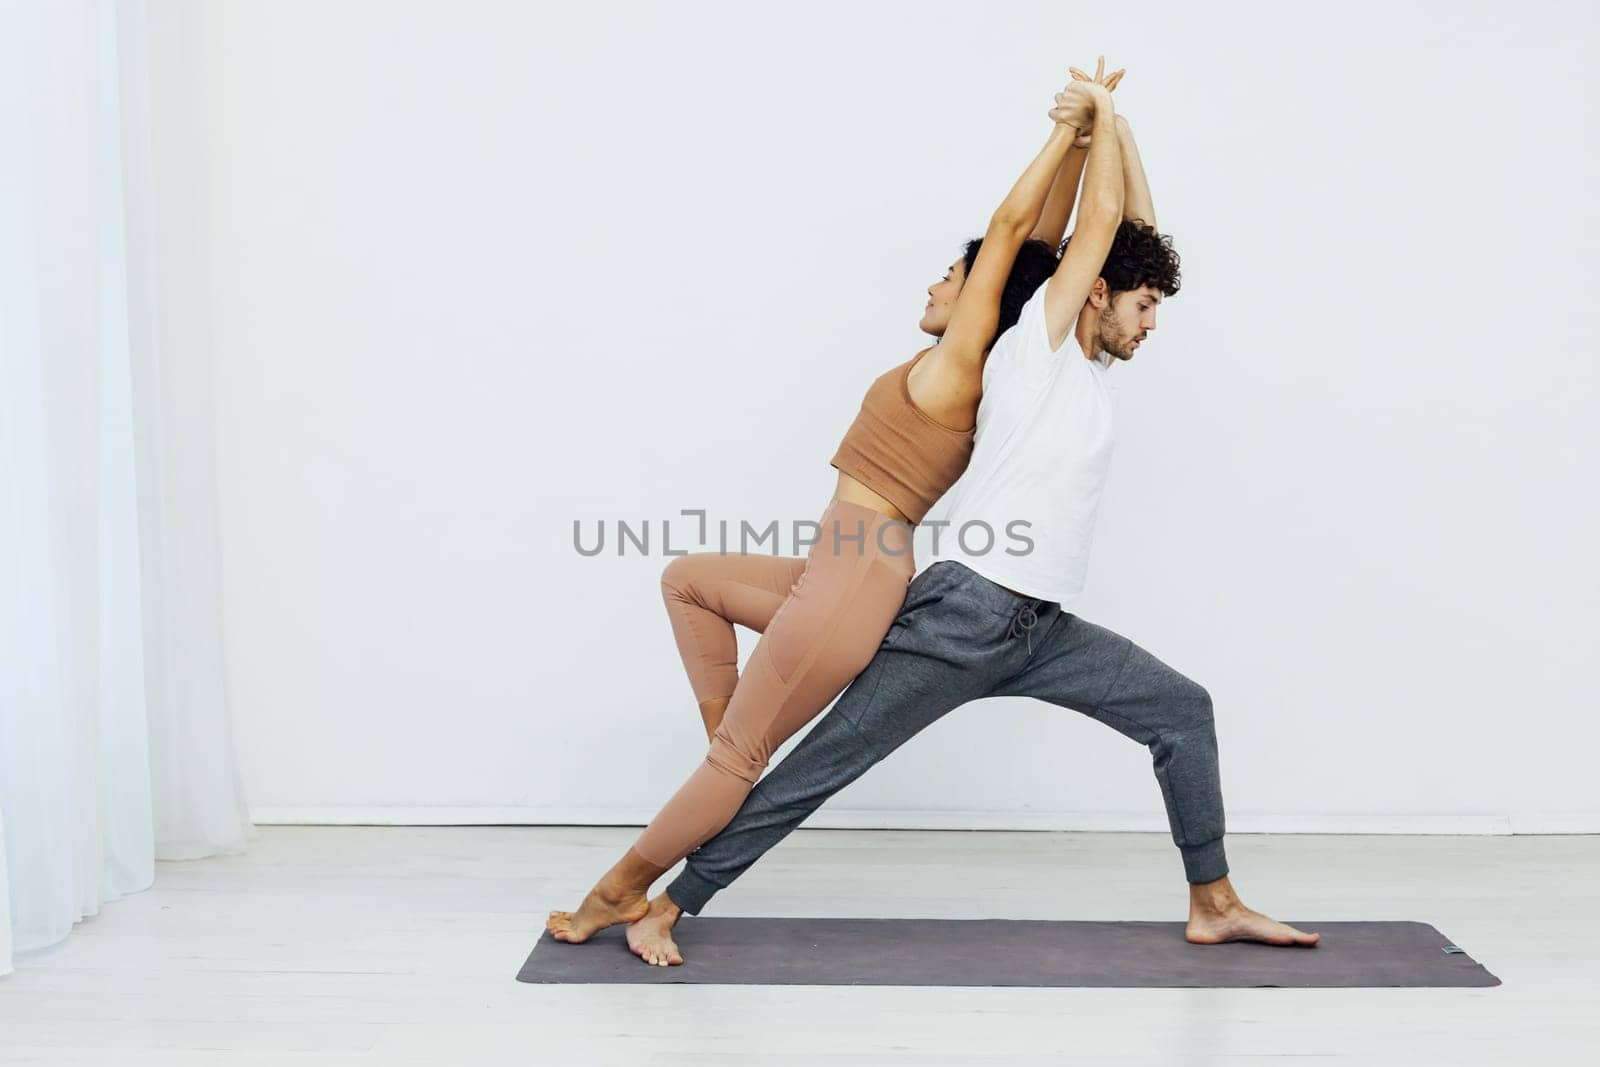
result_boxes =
[1062,218,1182,298]
[960,236,1061,350]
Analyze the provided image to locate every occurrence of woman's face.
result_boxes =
[920,258,968,336]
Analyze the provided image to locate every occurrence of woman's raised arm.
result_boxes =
[935,80,1098,369]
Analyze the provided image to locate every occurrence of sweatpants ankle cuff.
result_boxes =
[1180,838,1229,885]
[664,864,721,915]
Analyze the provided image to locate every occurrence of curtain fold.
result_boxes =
[0,0,252,976]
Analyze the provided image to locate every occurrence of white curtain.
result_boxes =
[0,0,253,976]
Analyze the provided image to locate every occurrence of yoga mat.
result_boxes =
[518,918,1499,988]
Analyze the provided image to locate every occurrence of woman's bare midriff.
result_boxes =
[832,472,912,525]
[834,472,1034,594]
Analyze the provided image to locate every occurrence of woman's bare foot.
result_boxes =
[547,849,669,944]
[1184,874,1320,947]
[625,893,685,966]
[546,876,649,943]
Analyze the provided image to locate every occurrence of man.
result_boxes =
[623,85,1320,967]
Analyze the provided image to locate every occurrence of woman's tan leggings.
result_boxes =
[632,498,915,867]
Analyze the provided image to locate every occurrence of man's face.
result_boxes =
[1098,285,1163,361]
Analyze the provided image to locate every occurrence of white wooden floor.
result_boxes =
[0,826,1595,1066]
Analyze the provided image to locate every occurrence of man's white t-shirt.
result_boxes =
[926,279,1118,607]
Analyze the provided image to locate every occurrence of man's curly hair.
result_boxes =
[960,236,1061,350]
[1062,218,1181,298]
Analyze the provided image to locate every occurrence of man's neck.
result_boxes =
[1074,311,1104,364]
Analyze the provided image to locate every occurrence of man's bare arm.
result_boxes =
[1032,63,1122,247]
[1042,85,1123,350]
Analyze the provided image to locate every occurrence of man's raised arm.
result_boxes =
[1041,83,1123,350]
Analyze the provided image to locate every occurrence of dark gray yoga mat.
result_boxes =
[518,918,1500,988]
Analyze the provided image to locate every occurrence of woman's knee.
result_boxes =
[705,730,767,785]
[660,554,705,603]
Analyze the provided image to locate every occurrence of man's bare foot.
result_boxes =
[1185,874,1320,947]
[1186,904,1320,946]
[547,876,650,944]
[625,893,685,966]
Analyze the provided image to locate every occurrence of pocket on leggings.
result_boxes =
[763,573,827,684]
[766,556,902,685]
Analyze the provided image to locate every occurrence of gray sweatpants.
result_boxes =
[665,561,1228,914]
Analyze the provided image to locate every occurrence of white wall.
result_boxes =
[151,0,1599,832]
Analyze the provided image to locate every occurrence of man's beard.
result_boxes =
[1097,303,1132,360]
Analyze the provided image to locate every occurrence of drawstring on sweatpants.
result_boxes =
[1008,603,1039,653]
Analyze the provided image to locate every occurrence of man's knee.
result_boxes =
[1175,678,1215,731]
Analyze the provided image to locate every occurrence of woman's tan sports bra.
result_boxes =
[829,347,975,524]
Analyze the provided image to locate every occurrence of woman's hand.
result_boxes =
[1068,56,1125,92]
[1048,81,1097,132]
[1060,57,1125,147]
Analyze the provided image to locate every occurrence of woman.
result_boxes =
[548,61,1124,958]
